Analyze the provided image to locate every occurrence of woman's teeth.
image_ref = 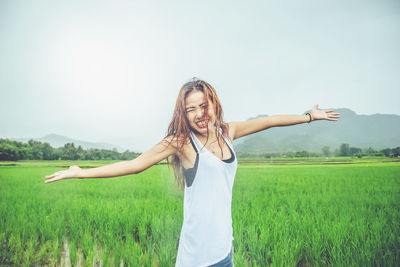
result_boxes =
[196,121,207,128]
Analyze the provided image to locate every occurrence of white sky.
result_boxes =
[1,0,399,152]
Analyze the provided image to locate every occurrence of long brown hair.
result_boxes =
[166,78,228,190]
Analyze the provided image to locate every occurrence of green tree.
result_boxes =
[28,140,44,160]
[41,142,54,160]
[62,143,78,160]
[295,150,309,157]
[339,143,350,156]
[381,148,392,157]
[322,146,331,157]
[365,147,376,155]
[0,143,18,160]
[392,147,400,157]
[76,145,85,160]
[349,147,362,156]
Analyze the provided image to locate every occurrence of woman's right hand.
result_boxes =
[44,165,82,183]
[43,137,177,183]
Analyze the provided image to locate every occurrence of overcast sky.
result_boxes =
[1,0,399,151]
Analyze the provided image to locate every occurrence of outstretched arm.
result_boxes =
[229,104,340,140]
[44,137,177,183]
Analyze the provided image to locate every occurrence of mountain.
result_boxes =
[13,134,125,152]
[233,108,400,153]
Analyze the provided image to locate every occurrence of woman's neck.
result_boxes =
[194,127,219,143]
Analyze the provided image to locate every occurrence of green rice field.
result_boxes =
[0,158,399,266]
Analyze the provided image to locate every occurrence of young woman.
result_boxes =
[45,78,340,267]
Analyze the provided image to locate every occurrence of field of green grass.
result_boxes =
[0,158,399,266]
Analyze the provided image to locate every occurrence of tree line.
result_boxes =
[237,143,400,158]
[332,144,400,158]
[1,139,399,161]
[0,139,140,161]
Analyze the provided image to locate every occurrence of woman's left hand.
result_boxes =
[310,104,341,121]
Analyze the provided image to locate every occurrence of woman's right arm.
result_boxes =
[44,137,177,183]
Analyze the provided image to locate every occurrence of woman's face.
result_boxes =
[185,90,216,135]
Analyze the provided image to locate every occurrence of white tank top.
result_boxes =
[175,131,238,267]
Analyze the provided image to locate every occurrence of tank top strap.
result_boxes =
[218,128,235,152]
[189,132,203,152]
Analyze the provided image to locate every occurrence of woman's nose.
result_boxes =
[195,108,204,118]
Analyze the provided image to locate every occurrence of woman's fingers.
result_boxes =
[44,166,81,183]
[326,112,341,117]
[44,175,63,183]
[326,112,341,121]
[311,108,341,121]
[324,110,340,115]
[44,171,66,183]
[45,171,61,178]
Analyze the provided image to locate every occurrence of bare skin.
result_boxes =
[44,91,340,183]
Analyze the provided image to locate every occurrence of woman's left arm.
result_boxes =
[229,104,340,140]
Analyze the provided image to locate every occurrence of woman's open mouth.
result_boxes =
[195,120,208,129]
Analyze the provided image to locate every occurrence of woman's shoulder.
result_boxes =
[161,134,191,151]
[223,123,235,143]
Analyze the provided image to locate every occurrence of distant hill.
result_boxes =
[13,134,125,152]
[233,108,400,153]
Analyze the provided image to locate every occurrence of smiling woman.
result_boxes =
[185,91,214,131]
[44,77,340,266]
